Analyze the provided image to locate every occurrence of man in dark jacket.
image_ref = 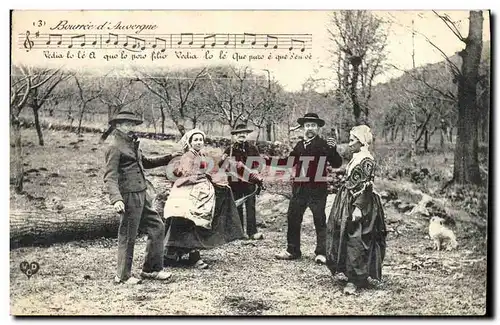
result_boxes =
[275,113,342,264]
[103,110,177,285]
[221,124,264,240]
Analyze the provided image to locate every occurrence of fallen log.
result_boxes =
[10,206,119,248]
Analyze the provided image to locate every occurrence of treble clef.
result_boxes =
[23,30,34,52]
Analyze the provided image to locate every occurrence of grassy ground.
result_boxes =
[9,128,488,316]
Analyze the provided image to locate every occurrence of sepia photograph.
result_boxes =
[8,9,491,316]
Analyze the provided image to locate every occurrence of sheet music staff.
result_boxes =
[19,31,312,52]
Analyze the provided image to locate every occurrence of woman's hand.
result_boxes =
[352,207,363,222]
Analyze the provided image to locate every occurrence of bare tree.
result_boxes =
[202,66,270,130]
[99,76,145,119]
[328,10,389,125]
[248,70,288,141]
[440,10,485,185]
[10,65,65,192]
[74,75,103,134]
[24,68,72,145]
[99,76,146,141]
[135,67,207,136]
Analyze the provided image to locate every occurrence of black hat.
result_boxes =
[108,110,143,126]
[297,113,325,127]
[231,124,253,135]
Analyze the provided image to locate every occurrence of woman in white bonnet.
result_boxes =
[163,129,246,269]
[325,125,387,295]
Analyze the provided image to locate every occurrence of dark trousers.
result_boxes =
[117,190,165,281]
[286,186,328,257]
[231,183,257,237]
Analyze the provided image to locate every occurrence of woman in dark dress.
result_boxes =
[325,125,387,295]
[162,129,249,269]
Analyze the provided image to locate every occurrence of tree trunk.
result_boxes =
[440,123,446,149]
[481,111,488,143]
[32,106,44,146]
[286,119,291,147]
[160,107,166,134]
[342,54,349,92]
[424,128,429,152]
[337,53,343,92]
[350,61,362,124]
[77,104,86,134]
[401,123,405,142]
[453,11,483,185]
[10,206,120,248]
[174,120,186,136]
[12,118,24,194]
[415,113,433,144]
[410,105,418,161]
[265,122,272,141]
[272,122,276,142]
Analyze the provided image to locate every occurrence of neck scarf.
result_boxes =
[303,135,317,148]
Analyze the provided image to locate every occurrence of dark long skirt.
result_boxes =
[163,184,246,261]
[325,186,387,287]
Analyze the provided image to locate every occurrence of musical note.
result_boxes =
[105,33,119,46]
[177,33,194,46]
[68,34,85,48]
[201,34,216,48]
[289,39,305,52]
[124,36,146,50]
[241,33,256,46]
[152,37,167,52]
[90,35,98,46]
[264,35,279,49]
[223,34,230,46]
[46,34,62,46]
[23,31,34,51]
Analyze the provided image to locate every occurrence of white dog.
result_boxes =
[428,216,458,251]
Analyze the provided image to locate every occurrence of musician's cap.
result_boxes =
[231,124,253,135]
[297,113,325,127]
[108,110,143,126]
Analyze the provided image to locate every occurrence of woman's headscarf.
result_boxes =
[350,125,373,149]
[347,125,374,176]
[179,128,206,152]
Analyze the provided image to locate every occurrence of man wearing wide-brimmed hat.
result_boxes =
[103,110,177,284]
[275,113,342,264]
[220,123,264,240]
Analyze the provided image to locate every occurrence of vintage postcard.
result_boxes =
[9,9,490,316]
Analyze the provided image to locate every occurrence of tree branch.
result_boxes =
[391,64,457,102]
[135,75,170,104]
[433,11,467,43]
[31,67,63,89]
